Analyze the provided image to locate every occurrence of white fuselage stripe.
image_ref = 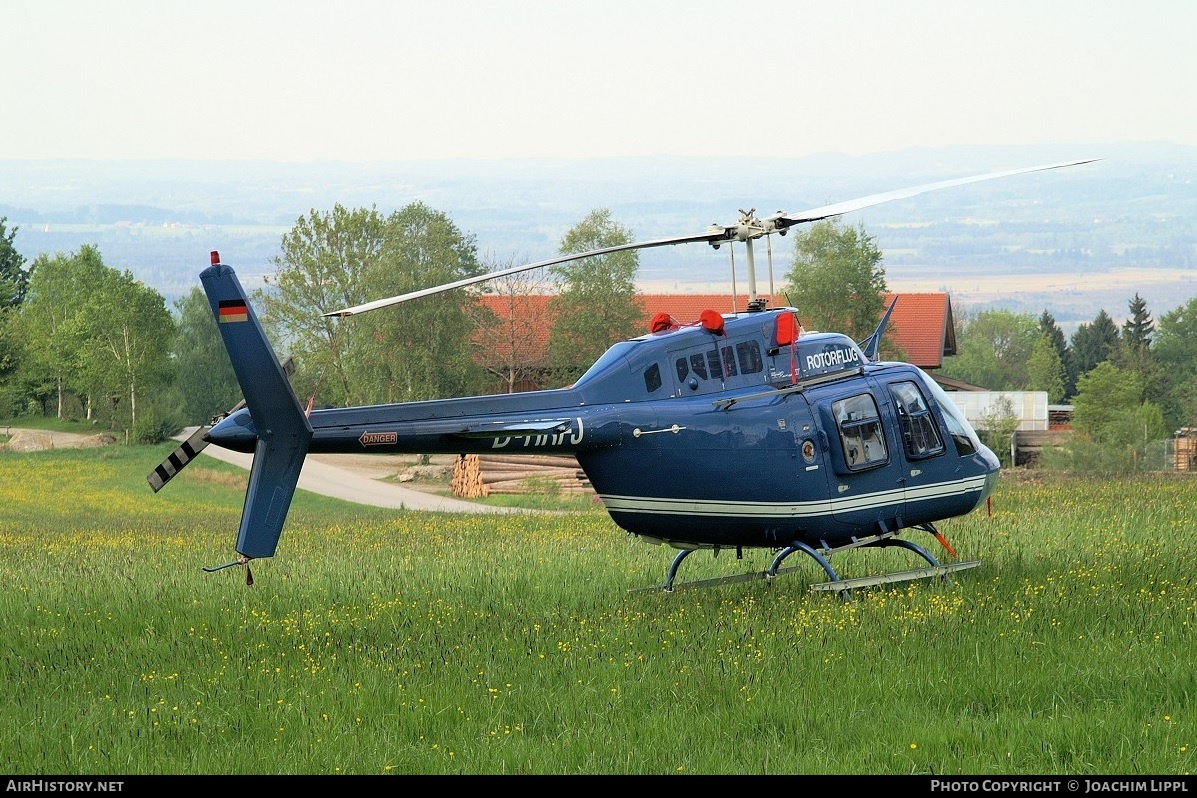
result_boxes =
[599,475,988,518]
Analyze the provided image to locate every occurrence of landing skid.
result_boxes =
[628,562,808,593]
[809,560,980,593]
[633,525,977,598]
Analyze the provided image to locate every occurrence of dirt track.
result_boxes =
[191,440,512,513]
[1,427,112,451]
[2,427,523,515]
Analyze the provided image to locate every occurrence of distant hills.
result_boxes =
[2,142,1195,330]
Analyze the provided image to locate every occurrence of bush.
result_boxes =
[976,396,1021,468]
[130,409,173,445]
[1040,436,1171,474]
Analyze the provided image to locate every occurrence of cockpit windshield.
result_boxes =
[925,373,982,456]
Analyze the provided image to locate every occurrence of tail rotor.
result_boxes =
[146,357,294,493]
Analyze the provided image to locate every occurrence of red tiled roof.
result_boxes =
[475,291,954,370]
[474,294,752,367]
[881,292,956,369]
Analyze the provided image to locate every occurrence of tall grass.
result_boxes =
[0,446,1192,775]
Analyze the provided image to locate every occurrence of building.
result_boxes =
[474,291,959,392]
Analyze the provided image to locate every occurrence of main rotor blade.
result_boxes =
[324,157,1100,319]
[322,229,722,318]
[770,158,1100,228]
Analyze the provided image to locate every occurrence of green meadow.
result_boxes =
[0,442,1192,775]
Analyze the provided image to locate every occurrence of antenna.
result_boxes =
[727,243,738,312]
[765,228,776,308]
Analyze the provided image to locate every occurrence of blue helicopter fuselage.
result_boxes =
[207,299,1000,555]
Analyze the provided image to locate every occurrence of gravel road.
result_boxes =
[176,429,522,514]
[3,426,522,514]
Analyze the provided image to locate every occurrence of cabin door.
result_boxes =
[813,382,906,534]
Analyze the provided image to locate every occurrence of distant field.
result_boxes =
[642,266,1197,333]
[7,145,1195,317]
[887,267,1197,327]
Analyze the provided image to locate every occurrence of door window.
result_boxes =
[832,393,888,470]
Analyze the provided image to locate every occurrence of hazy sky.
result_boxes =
[5,0,1194,162]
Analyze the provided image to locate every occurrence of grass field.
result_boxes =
[0,441,1192,775]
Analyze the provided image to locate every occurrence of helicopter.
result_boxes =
[149,158,1097,595]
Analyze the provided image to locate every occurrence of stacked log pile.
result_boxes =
[451,454,488,498]
[451,453,593,498]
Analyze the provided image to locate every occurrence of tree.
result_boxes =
[366,202,489,402]
[1069,309,1119,384]
[1120,292,1154,350]
[977,394,1020,468]
[0,307,26,416]
[1071,362,1146,443]
[1109,293,1163,408]
[259,204,386,407]
[1038,309,1074,397]
[1151,297,1197,430]
[783,220,887,343]
[1165,373,1197,434]
[0,217,26,413]
[1153,298,1197,381]
[172,286,242,425]
[262,202,487,407]
[1067,361,1167,473]
[547,208,641,386]
[1026,334,1067,403]
[473,256,551,393]
[72,269,175,431]
[939,309,1038,390]
[0,217,28,309]
[18,245,109,418]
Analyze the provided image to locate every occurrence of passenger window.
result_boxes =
[736,341,763,374]
[644,363,662,393]
[674,358,689,383]
[721,345,739,377]
[889,381,945,459]
[706,350,724,380]
[689,353,709,380]
[833,393,888,470]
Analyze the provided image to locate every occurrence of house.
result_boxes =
[474,291,959,392]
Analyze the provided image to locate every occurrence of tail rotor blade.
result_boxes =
[147,425,212,492]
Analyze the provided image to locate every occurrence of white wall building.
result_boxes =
[946,391,1049,432]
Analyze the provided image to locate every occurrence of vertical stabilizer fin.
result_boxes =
[200,253,313,560]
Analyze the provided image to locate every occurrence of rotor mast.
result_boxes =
[726,209,783,311]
